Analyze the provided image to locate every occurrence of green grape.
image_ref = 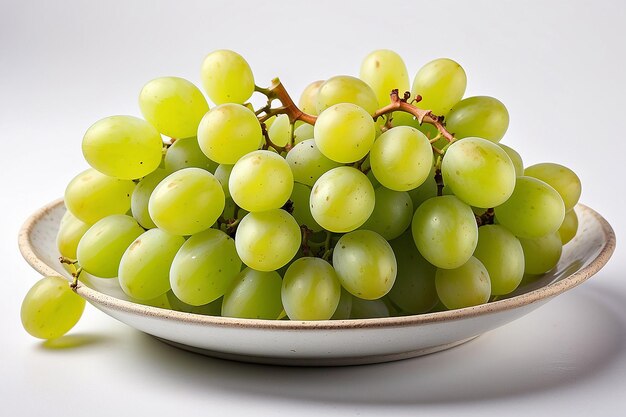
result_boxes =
[298,80,324,116]
[21,276,86,339]
[412,195,478,269]
[331,288,353,319]
[359,49,410,107]
[387,231,438,314]
[82,115,163,180]
[333,230,397,300]
[222,268,283,319]
[442,137,516,208]
[310,166,375,233]
[316,75,379,115]
[56,210,91,260]
[407,165,438,208]
[281,257,341,320]
[164,137,219,173]
[390,111,421,129]
[139,77,209,139]
[200,49,254,104]
[519,232,563,275]
[559,209,578,245]
[369,126,433,191]
[290,183,322,232]
[498,143,524,176]
[135,292,171,309]
[268,114,293,148]
[350,297,390,319]
[118,228,185,300]
[166,291,222,315]
[130,168,169,229]
[197,103,262,164]
[170,228,242,306]
[221,197,248,222]
[65,168,135,224]
[229,150,293,212]
[214,164,234,199]
[293,123,315,144]
[436,257,491,309]
[235,209,301,271]
[314,103,376,163]
[473,225,524,295]
[148,168,225,236]
[445,96,509,142]
[411,58,466,116]
[286,138,342,187]
[524,163,581,211]
[494,176,565,238]
[76,215,144,278]
[361,187,413,240]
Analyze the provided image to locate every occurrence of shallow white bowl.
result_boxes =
[19,199,615,366]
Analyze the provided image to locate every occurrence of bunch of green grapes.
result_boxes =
[22,49,583,340]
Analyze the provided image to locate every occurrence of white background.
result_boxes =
[1,0,625,416]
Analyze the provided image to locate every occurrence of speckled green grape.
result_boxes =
[559,209,578,245]
[200,49,254,104]
[333,230,397,300]
[360,49,410,107]
[412,195,478,269]
[435,257,491,309]
[130,169,169,229]
[524,163,581,211]
[298,80,324,116]
[214,164,234,199]
[445,96,509,142]
[290,183,322,232]
[473,225,524,295]
[286,138,342,187]
[293,122,315,144]
[170,228,241,306]
[494,176,565,239]
[411,58,466,116]
[268,114,293,148]
[222,268,283,319]
[82,115,163,180]
[281,257,341,320]
[56,210,91,260]
[21,276,85,339]
[519,232,563,275]
[164,137,219,173]
[361,187,413,240]
[316,75,379,115]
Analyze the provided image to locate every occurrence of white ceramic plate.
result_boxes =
[19,199,615,366]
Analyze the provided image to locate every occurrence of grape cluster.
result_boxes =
[21,49,583,339]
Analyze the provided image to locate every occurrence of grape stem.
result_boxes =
[475,208,495,227]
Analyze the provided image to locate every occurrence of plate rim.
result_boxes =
[18,198,616,331]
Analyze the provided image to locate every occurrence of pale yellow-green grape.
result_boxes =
[82,115,163,180]
[235,209,301,271]
[170,228,241,305]
[200,49,254,104]
[331,287,353,319]
[436,257,491,309]
[559,209,578,245]
[281,257,341,320]
[361,187,413,240]
[442,137,516,208]
[293,123,315,144]
[268,114,294,148]
[359,49,410,107]
[298,80,324,115]
[286,138,342,187]
[333,230,397,300]
[221,197,248,222]
[390,111,420,129]
[473,225,525,295]
[411,58,466,116]
[164,137,219,173]
[118,228,185,300]
[524,163,581,211]
[519,232,563,275]
[412,195,478,269]
[214,164,234,199]
[316,75,379,115]
[56,210,91,259]
[310,167,375,233]
[21,276,85,339]
[130,169,169,229]
[149,168,225,236]
[314,103,376,163]
[76,215,144,278]
[229,150,293,212]
[499,143,524,176]
[221,268,283,319]
[445,96,509,142]
[166,291,222,315]
[65,168,135,224]
[290,183,322,232]
[369,126,433,191]
[134,292,171,309]
[407,165,438,208]
[494,176,565,238]
[387,231,438,314]
[139,77,209,139]
[197,103,262,164]
[350,297,390,319]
